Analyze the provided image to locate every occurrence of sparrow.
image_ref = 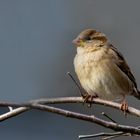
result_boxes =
[73,29,140,112]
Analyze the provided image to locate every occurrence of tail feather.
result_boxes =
[133,90,140,100]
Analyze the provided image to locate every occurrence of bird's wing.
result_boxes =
[109,44,140,99]
[109,44,137,89]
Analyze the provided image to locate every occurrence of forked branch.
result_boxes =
[0,97,140,139]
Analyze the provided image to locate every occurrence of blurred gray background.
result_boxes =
[0,0,140,140]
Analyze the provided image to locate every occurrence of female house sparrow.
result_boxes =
[73,29,140,111]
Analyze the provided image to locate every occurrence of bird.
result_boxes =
[73,29,140,113]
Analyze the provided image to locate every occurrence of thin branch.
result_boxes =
[8,106,13,112]
[79,132,124,139]
[33,97,140,117]
[102,134,124,140]
[79,131,140,139]
[67,72,84,97]
[0,107,29,122]
[101,112,117,123]
[27,103,140,135]
[0,97,139,117]
[102,133,137,140]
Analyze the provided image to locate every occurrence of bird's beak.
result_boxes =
[72,38,80,45]
[72,38,84,47]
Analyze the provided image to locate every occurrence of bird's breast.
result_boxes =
[74,48,133,100]
[74,48,105,80]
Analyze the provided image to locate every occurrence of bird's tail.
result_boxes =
[133,89,140,100]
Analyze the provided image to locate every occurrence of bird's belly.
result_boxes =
[75,58,132,101]
[82,68,123,100]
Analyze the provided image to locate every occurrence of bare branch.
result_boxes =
[0,107,29,122]
[79,131,139,139]
[36,97,140,117]
[8,106,13,112]
[79,132,125,139]
[0,97,138,117]
[0,96,140,138]
[27,103,140,135]
[67,72,84,97]
[102,132,139,140]
[101,112,117,123]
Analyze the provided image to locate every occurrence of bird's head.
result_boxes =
[72,29,108,48]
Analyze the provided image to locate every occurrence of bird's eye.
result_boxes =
[84,36,91,41]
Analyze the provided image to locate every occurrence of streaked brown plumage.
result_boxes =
[73,29,140,104]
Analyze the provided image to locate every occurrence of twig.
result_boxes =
[102,134,123,140]
[0,107,29,122]
[8,106,13,112]
[79,132,124,139]
[67,72,84,97]
[102,112,117,123]
[102,133,137,140]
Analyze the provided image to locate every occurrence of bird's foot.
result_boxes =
[83,93,98,107]
[120,101,128,117]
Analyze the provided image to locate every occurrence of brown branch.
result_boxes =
[0,96,140,138]
[0,97,139,117]
[29,103,140,135]
[0,107,29,122]
[33,97,140,117]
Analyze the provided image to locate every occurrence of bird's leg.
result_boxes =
[83,93,98,107]
[120,97,128,117]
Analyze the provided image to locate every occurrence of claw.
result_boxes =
[82,93,98,107]
[120,101,128,117]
